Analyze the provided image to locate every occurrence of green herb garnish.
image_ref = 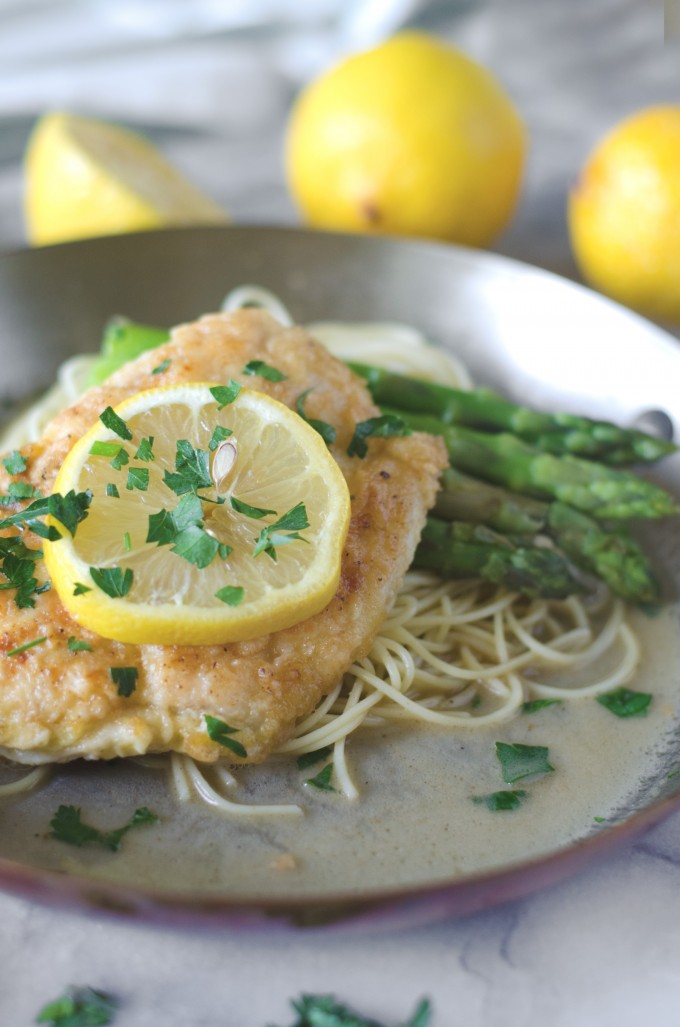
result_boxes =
[163,439,212,495]
[596,687,652,718]
[208,425,233,451]
[204,714,248,757]
[6,636,47,657]
[243,359,287,382]
[109,666,138,697]
[252,502,309,560]
[273,995,432,1027]
[230,496,277,519]
[67,637,93,653]
[49,804,157,851]
[73,582,92,596]
[126,466,149,492]
[106,484,120,498]
[521,699,563,714]
[305,763,336,792]
[1,450,27,475]
[296,389,336,447]
[347,414,411,458]
[209,381,241,410]
[151,358,171,375]
[36,985,118,1026]
[215,585,244,606]
[89,566,133,598]
[99,406,132,441]
[296,746,333,771]
[135,436,155,462]
[470,790,528,811]
[495,742,554,783]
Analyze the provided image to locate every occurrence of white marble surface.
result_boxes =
[2,1,680,1024]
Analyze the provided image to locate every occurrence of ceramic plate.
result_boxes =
[1,226,680,933]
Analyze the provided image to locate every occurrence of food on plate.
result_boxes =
[23,111,228,246]
[285,31,526,247]
[568,105,680,323]
[0,309,446,765]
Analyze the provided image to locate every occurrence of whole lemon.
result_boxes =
[285,32,526,248]
[568,106,680,323]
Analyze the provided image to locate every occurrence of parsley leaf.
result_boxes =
[295,389,337,447]
[67,636,93,653]
[49,804,157,851]
[495,742,554,783]
[106,484,119,498]
[243,359,288,382]
[36,985,118,1026]
[470,790,528,811]
[215,585,244,606]
[230,496,277,519]
[596,687,652,718]
[347,414,411,458]
[204,714,248,757]
[252,502,309,560]
[126,466,149,492]
[89,566,133,598]
[99,406,132,441]
[0,535,48,608]
[73,582,92,596]
[151,357,171,375]
[170,524,220,569]
[89,440,123,459]
[135,436,155,462]
[1,450,27,475]
[147,494,203,544]
[5,481,39,501]
[163,439,212,495]
[296,746,333,771]
[47,490,93,536]
[305,763,336,792]
[521,699,563,714]
[109,666,138,697]
[208,425,233,451]
[6,636,47,657]
[210,381,241,410]
[277,994,432,1027]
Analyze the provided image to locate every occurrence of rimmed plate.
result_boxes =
[1,225,680,933]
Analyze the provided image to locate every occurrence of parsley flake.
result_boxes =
[470,790,528,811]
[296,746,332,771]
[347,414,411,458]
[99,406,132,441]
[495,742,554,783]
[1,450,27,475]
[204,714,248,757]
[90,566,133,598]
[110,666,138,697]
[135,436,155,462]
[215,585,244,606]
[73,582,92,596]
[67,637,93,653]
[296,389,336,447]
[210,381,241,410]
[243,359,288,382]
[106,483,120,498]
[252,502,309,560]
[230,496,277,519]
[36,985,118,1027]
[596,687,652,718]
[163,439,212,495]
[275,995,432,1027]
[151,357,171,375]
[6,481,39,501]
[521,699,563,714]
[110,447,129,471]
[208,425,233,451]
[170,524,220,569]
[0,536,48,608]
[126,466,149,492]
[305,763,336,792]
[49,804,157,851]
[6,636,47,657]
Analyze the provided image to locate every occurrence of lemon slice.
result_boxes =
[24,111,228,246]
[43,383,351,646]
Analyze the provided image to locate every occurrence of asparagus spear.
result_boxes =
[384,407,678,520]
[413,519,583,599]
[435,468,660,604]
[349,361,677,464]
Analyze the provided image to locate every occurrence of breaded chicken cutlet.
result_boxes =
[0,310,447,765]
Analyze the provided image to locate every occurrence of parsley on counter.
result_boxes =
[6,636,47,657]
[521,699,563,714]
[49,805,157,851]
[495,742,554,783]
[252,502,309,560]
[305,763,336,792]
[67,637,93,653]
[596,687,652,718]
[204,714,248,757]
[36,985,118,1026]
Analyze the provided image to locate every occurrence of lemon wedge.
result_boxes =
[24,111,228,246]
[43,383,350,646]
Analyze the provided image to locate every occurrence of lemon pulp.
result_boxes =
[43,384,350,646]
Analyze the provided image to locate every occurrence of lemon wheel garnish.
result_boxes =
[24,111,228,246]
[43,383,351,646]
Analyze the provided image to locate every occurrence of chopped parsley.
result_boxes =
[123,531,132,552]
[208,425,233,451]
[1,449,27,475]
[126,466,149,492]
[110,447,129,471]
[99,406,132,441]
[135,436,155,462]
[90,441,129,470]
[67,637,93,653]
[73,582,92,596]
[495,742,554,783]
[89,566,133,598]
[109,666,138,697]
[470,790,528,811]
[596,687,652,718]
[209,381,241,410]
[4,481,40,501]
[521,699,563,714]
[347,414,411,458]
[274,995,432,1027]
[204,714,248,758]
[151,357,171,375]
[0,536,49,608]
[296,746,333,771]
[295,389,336,447]
[163,439,212,495]
[215,585,244,606]
[147,494,224,568]
[6,636,47,657]
[169,524,221,568]
[106,483,120,498]
[36,985,118,1026]
[243,359,287,382]
[252,502,309,560]
[49,804,157,851]
[230,496,277,519]
[305,763,336,792]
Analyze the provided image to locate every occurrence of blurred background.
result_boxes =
[0,0,672,280]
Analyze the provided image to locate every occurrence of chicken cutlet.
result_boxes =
[0,309,447,765]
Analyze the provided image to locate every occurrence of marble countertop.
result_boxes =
[1,1,680,1024]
